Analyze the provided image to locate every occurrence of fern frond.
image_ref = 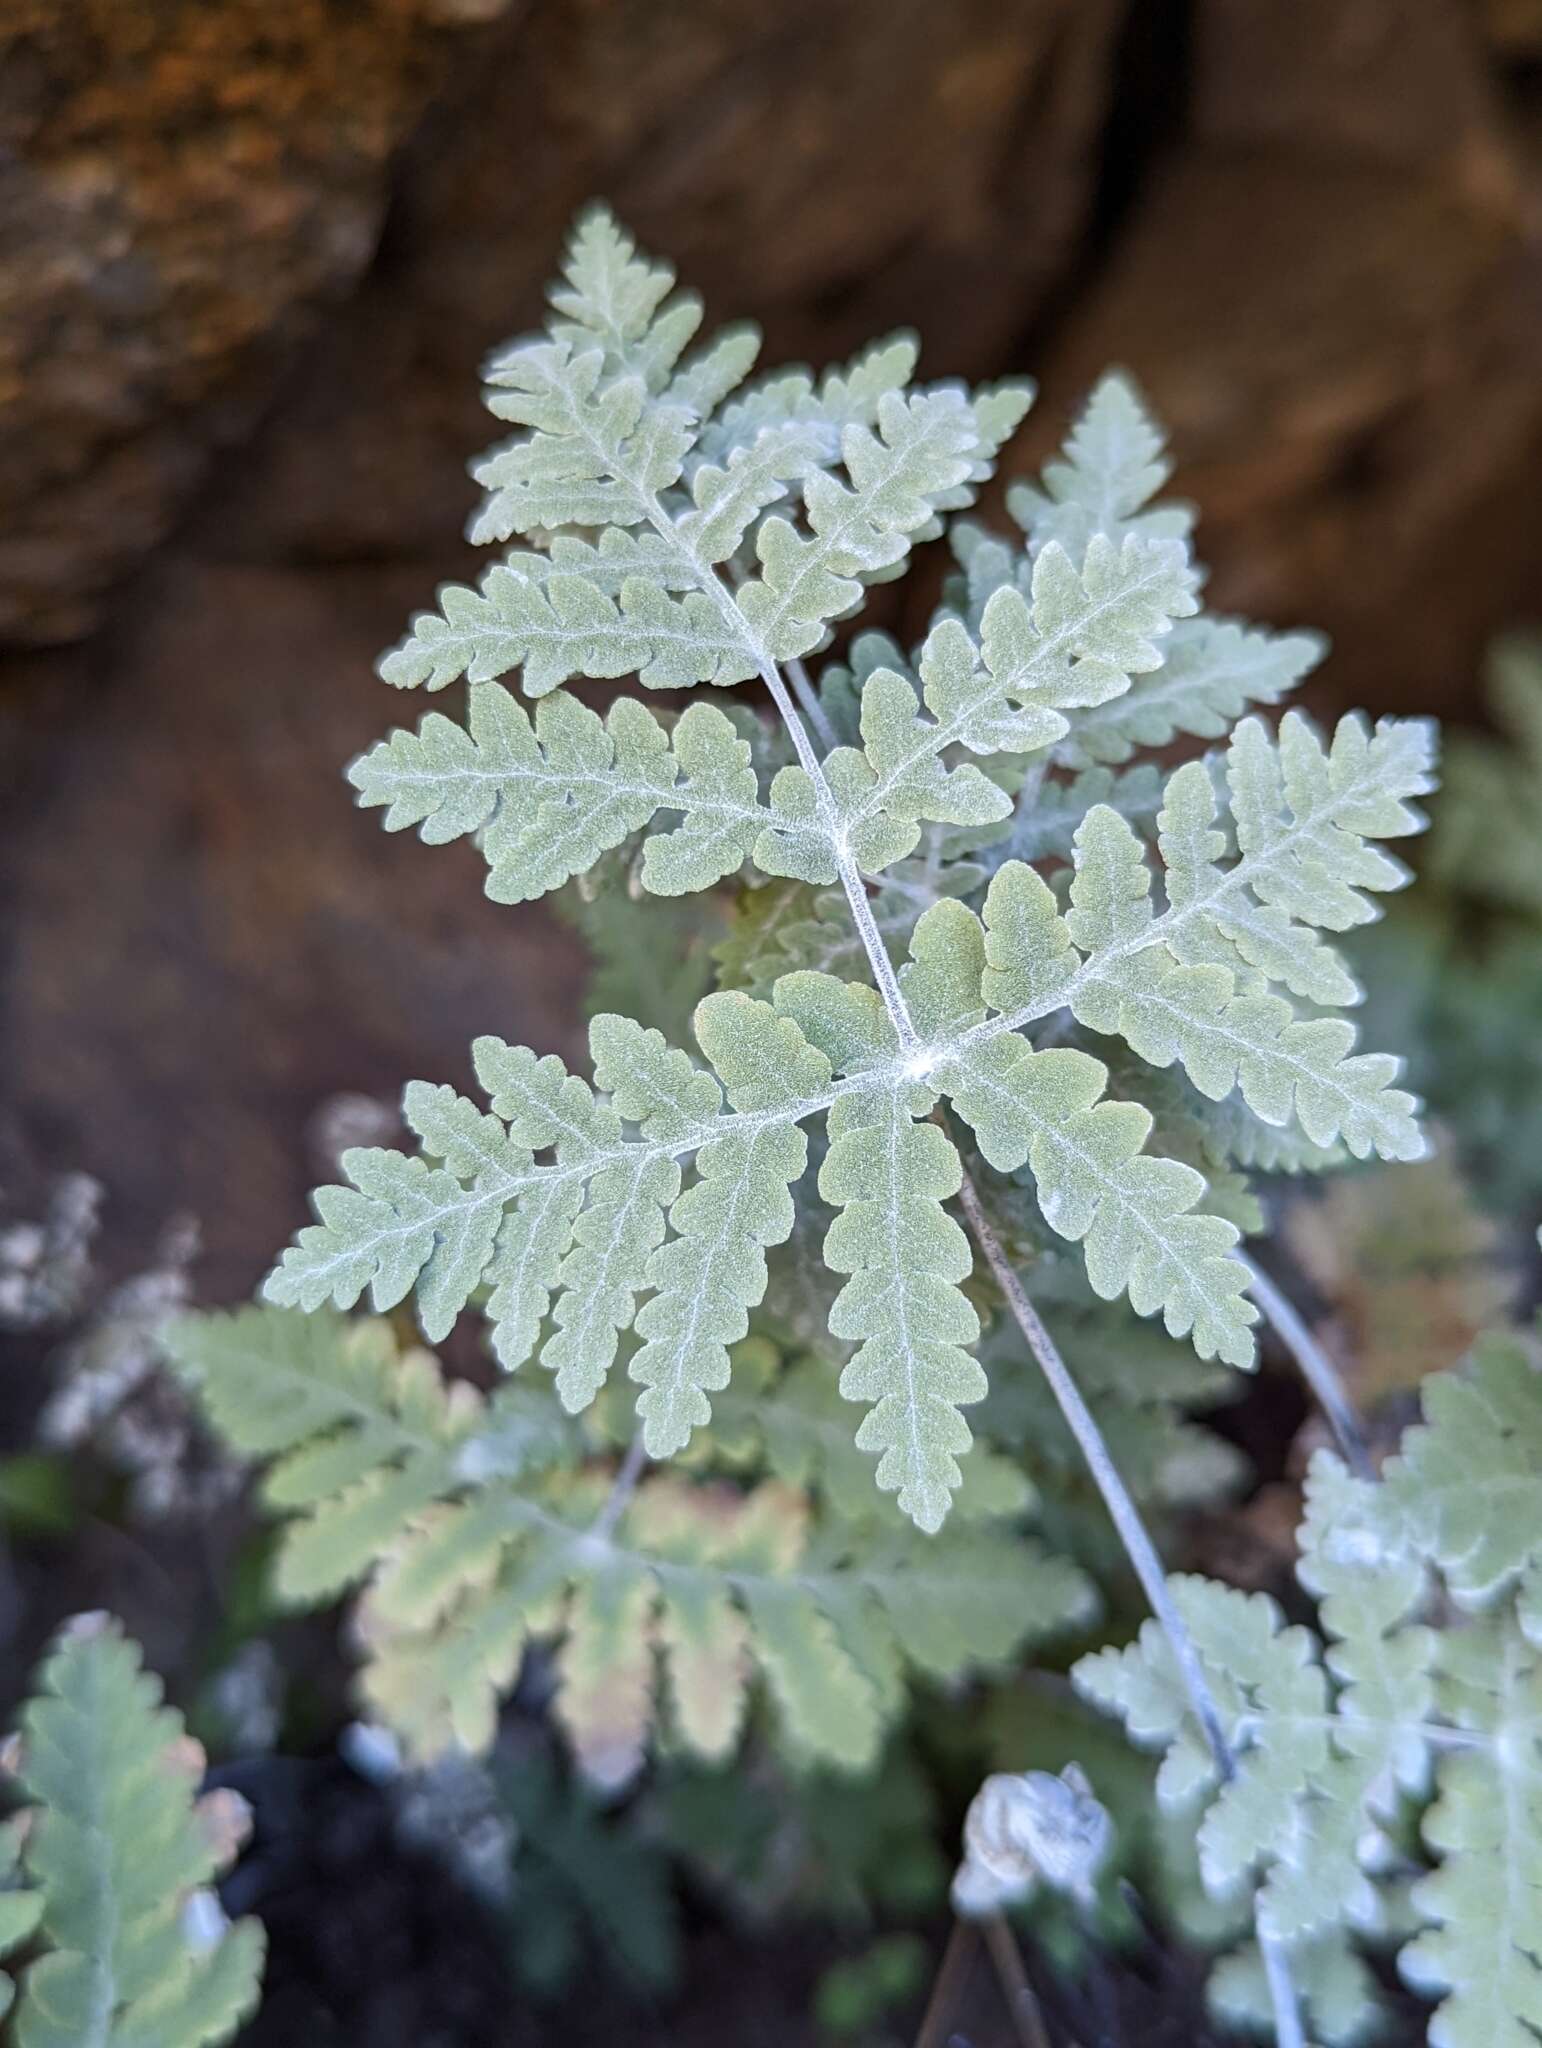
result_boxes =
[974,709,1434,1159]
[859,897,1257,1371]
[1108,1052,1348,1177]
[165,1305,569,1602]
[374,207,1028,728]
[263,1001,838,1457]
[743,972,994,1531]
[0,1821,41,2025]
[992,375,1327,778]
[731,386,1030,666]
[271,210,1445,1554]
[1209,1930,1383,2048]
[695,1336,1034,1527]
[361,1470,1092,1779]
[1058,615,1325,769]
[377,560,756,697]
[262,940,1266,1533]
[623,999,830,1457]
[938,519,1023,635]
[1430,634,1542,917]
[695,335,921,471]
[1401,1620,1542,2048]
[498,1748,680,1994]
[268,874,1273,1519]
[753,532,1198,883]
[171,1301,1090,1779]
[3,1616,263,2048]
[352,686,767,903]
[1074,1333,1542,2048]
[982,761,1169,870]
[542,204,730,395]
[1073,1508,1429,1947]
[1007,371,1194,562]
[794,909,1254,1507]
[819,1070,983,1533]
[1378,1329,1542,1608]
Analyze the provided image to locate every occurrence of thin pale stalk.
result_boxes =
[954,1169,1305,2048]
[590,1431,649,1540]
[982,1912,1053,2048]
[666,505,918,1050]
[1259,1928,1306,2048]
[784,654,838,752]
[1241,1252,1373,1478]
[757,656,919,1050]
[955,1171,1230,1759]
[914,1917,976,2048]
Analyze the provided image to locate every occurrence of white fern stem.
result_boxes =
[1258,1928,1307,2048]
[954,1168,1306,2048]
[755,654,920,1052]
[591,1429,650,1540]
[1240,1252,1373,1479]
[783,652,839,753]
[642,495,918,1050]
[981,1910,1053,2048]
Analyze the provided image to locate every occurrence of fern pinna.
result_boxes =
[1079,1325,1542,2048]
[0,1617,263,2048]
[178,209,1462,2044]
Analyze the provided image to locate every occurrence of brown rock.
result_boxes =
[0,0,517,644]
[1195,0,1516,184]
[1019,0,1542,716]
[1,558,586,1297]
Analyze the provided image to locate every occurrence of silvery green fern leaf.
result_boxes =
[3,1618,264,2048]
[169,1305,1090,1781]
[263,999,834,1464]
[1402,1619,1542,2048]
[351,686,767,902]
[1209,1931,1383,2048]
[377,560,756,696]
[1058,614,1325,769]
[752,530,1198,884]
[360,1469,1091,1780]
[1377,1328,1542,1610]
[269,207,1444,1559]
[974,710,1434,1158]
[1007,371,1194,562]
[698,1336,1034,1526]
[996,375,1328,772]
[1075,1333,1542,2048]
[379,207,1029,718]
[1072,1485,1430,1949]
